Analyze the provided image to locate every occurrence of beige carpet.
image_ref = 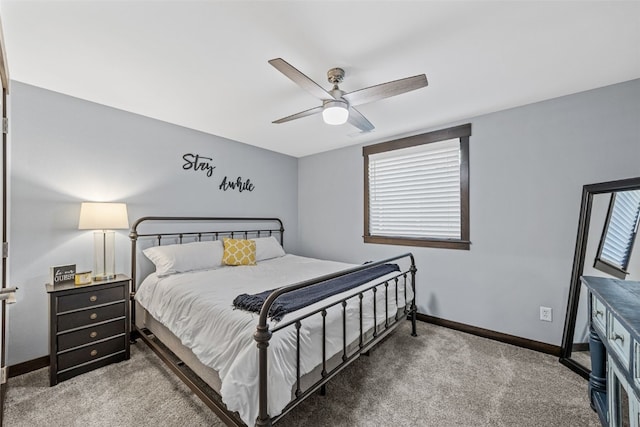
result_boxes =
[5,321,599,426]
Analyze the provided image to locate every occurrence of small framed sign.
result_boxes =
[50,264,76,286]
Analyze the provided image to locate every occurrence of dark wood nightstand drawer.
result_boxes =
[57,302,125,332]
[57,285,125,313]
[58,319,126,352]
[58,335,126,372]
[56,353,127,383]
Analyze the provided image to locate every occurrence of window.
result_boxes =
[363,124,471,250]
[594,190,640,279]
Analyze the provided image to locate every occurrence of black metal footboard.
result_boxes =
[254,253,417,426]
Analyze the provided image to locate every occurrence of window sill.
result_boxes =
[364,235,470,250]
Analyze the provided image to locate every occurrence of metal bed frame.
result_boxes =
[129,216,417,427]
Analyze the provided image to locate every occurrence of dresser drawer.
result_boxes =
[57,302,125,332]
[591,294,607,335]
[58,319,126,352]
[57,335,126,372]
[57,285,125,313]
[635,340,640,391]
[608,312,631,368]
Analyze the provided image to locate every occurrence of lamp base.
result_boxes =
[93,230,116,281]
[93,273,117,281]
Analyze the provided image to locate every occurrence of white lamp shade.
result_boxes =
[322,101,349,125]
[78,202,129,230]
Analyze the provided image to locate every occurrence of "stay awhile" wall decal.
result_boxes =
[182,153,255,192]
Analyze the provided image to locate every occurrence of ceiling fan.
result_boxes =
[269,58,428,132]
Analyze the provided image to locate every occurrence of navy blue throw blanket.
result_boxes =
[233,263,400,321]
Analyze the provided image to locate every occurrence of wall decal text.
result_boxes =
[183,153,216,177]
[182,153,256,193]
[219,176,255,192]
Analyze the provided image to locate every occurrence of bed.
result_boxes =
[129,217,417,426]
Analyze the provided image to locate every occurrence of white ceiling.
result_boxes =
[1,1,639,158]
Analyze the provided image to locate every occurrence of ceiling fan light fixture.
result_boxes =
[322,100,349,125]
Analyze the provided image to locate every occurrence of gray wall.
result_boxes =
[7,82,299,365]
[298,79,640,346]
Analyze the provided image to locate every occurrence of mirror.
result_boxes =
[560,177,640,379]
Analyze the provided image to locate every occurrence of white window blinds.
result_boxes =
[600,190,640,271]
[368,138,461,239]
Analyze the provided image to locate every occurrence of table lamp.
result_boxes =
[78,202,129,281]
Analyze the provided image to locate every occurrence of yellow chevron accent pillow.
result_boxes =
[222,238,256,266]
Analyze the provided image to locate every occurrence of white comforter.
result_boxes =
[135,254,411,425]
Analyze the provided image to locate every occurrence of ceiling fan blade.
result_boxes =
[342,74,428,106]
[272,105,324,124]
[347,107,375,132]
[269,58,336,101]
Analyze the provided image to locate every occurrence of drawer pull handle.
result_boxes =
[612,333,625,343]
[90,313,98,320]
[595,309,603,317]
[89,295,98,302]
[90,331,98,338]
[90,349,98,357]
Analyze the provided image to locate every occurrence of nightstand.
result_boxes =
[46,274,130,386]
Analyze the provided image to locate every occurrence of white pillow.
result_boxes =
[254,236,286,261]
[143,240,224,277]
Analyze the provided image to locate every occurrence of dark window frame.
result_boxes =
[363,124,471,250]
[594,191,640,279]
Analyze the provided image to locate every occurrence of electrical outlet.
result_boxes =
[540,306,552,322]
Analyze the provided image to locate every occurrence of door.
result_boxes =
[0,16,10,426]
[0,85,5,427]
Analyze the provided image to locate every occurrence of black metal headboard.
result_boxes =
[129,216,284,294]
